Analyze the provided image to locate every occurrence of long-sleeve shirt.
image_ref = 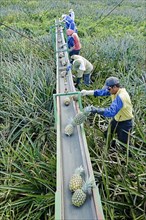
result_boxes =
[72,55,93,77]
[93,88,133,121]
[67,33,81,50]
[64,15,77,32]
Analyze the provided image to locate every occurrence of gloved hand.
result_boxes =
[84,106,105,115]
[84,105,93,113]
[66,65,72,72]
[81,90,94,96]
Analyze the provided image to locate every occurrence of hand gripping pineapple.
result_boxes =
[72,177,95,207]
[69,166,84,192]
[71,110,90,126]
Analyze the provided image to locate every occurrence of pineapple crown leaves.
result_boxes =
[74,165,85,177]
[82,176,95,194]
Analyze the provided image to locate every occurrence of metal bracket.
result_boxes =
[53,91,82,125]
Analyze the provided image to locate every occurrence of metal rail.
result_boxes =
[54,21,105,220]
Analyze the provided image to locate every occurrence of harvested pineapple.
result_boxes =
[63,97,71,106]
[64,124,74,136]
[72,95,78,102]
[72,111,90,126]
[59,52,64,58]
[72,177,95,207]
[69,166,84,192]
[60,71,66,78]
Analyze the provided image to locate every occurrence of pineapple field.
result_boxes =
[0,0,146,220]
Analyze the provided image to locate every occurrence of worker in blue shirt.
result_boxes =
[81,76,134,147]
[61,14,77,32]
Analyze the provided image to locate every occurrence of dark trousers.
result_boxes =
[69,49,80,57]
[104,118,133,146]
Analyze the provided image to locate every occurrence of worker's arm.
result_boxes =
[84,95,123,118]
[81,88,110,96]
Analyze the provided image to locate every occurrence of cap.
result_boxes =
[66,29,74,36]
[103,76,120,89]
[73,59,81,69]
[69,9,73,13]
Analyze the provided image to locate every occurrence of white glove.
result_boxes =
[81,90,94,96]
[84,106,92,113]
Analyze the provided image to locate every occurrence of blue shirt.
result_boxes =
[67,36,74,48]
[93,89,123,117]
[65,15,77,32]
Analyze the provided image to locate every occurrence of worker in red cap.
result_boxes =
[66,29,81,57]
[81,76,134,148]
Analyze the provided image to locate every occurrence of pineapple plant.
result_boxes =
[69,166,84,192]
[63,97,71,106]
[64,124,74,136]
[72,177,95,207]
[72,111,90,126]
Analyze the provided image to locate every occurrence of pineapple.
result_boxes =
[64,124,74,136]
[69,166,84,192]
[60,71,66,78]
[72,95,78,102]
[59,52,64,58]
[72,111,89,126]
[72,177,95,207]
[60,57,67,66]
[58,38,62,43]
[64,97,71,106]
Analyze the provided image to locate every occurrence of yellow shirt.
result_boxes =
[111,88,134,121]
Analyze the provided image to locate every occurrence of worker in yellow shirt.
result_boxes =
[81,76,134,147]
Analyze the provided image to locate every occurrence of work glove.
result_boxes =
[81,90,94,96]
[84,105,105,115]
[84,106,93,113]
[66,65,72,72]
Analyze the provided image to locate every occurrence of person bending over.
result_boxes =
[81,76,134,147]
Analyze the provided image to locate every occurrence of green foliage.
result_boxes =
[0,0,145,219]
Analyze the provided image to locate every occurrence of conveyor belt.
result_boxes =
[54,22,105,220]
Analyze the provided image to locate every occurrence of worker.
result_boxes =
[81,76,134,147]
[66,29,81,57]
[70,55,93,87]
[61,14,77,32]
[69,9,75,21]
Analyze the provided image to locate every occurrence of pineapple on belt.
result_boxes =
[63,96,71,106]
[64,124,74,136]
[64,110,90,136]
[72,177,95,207]
[72,111,90,126]
[69,166,84,192]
